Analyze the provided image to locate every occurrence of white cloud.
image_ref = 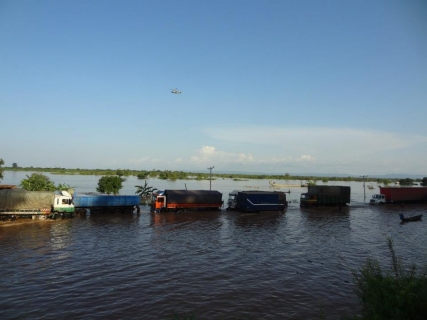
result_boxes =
[203,125,427,157]
[296,155,316,162]
[124,126,427,175]
[128,157,166,167]
[188,144,318,169]
[198,125,427,174]
[190,145,254,164]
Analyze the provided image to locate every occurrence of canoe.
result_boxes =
[269,180,301,188]
[399,213,422,222]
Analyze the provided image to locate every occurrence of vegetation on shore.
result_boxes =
[3,165,425,185]
[351,237,427,320]
[19,173,72,192]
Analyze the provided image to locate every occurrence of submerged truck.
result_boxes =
[370,187,427,205]
[0,188,74,220]
[300,186,351,208]
[227,190,288,212]
[73,193,141,215]
[151,190,223,213]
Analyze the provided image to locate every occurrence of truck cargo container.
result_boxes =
[73,193,141,214]
[0,188,74,220]
[300,186,351,207]
[227,190,287,212]
[151,190,223,213]
[370,187,427,204]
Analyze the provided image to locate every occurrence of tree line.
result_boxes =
[3,163,427,184]
[2,161,427,187]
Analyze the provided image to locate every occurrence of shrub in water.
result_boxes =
[352,238,427,320]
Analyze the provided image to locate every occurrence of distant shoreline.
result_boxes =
[3,167,423,183]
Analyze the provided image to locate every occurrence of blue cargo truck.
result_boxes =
[226,190,288,212]
[73,193,140,215]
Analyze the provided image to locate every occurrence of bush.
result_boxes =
[20,173,56,191]
[96,175,125,195]
[135,180,157,205]
[399,178,414,186]
[352,238,427,320]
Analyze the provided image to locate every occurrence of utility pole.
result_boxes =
[207,166,214,190]
[361,175,368,201]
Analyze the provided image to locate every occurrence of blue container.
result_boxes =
[73,194,140,208]
[235,191,287,212]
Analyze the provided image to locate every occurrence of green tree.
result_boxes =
[96,175,125,195]
[135,180,157,205]
[0,158,4,181]
[399,178,414,186]
[137,171,149,179]
[56,183,74,195]
[20,173,56,191]
[12,162,18,168]
[307,180,317,186]
[378,178,391,186]
[158,170,180,181]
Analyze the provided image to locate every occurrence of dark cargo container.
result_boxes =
[151,190,223,212]
[227,190,287,212]
[164,190,222,204]
[300,186,350,207]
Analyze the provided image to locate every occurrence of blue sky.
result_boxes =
[1,0,426,175]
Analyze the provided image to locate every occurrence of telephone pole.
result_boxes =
[207,166,214,190]
[360,175,368,201]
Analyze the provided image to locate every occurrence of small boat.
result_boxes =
[269,180,302,188]
[399,213,422,222]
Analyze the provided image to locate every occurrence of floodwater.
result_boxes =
[1,172,426,319]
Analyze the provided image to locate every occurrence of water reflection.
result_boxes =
[85,213,138,224]
[49,221,73,259]
[227,210,285,231]
[149,210,222,227]
[300,207,350,225]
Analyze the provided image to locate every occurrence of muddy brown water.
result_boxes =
[1,172,426,319]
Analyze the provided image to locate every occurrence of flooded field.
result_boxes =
[1,172,426,319]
